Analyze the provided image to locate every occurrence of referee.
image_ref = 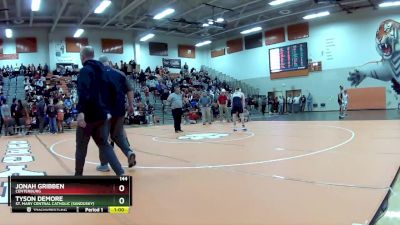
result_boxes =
[166,86,183,133]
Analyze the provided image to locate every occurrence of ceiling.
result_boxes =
[0,0,384,40]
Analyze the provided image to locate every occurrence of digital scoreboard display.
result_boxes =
[8,176,132,213]
[269,42,308,73]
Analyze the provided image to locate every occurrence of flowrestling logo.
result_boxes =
[178,133,229,140]
[0,141,46,204]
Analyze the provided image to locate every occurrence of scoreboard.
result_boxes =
[8,176,132,213]
[269,43,308,73]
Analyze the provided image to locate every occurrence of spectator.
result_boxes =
[199,91,212,125]
[37,97,46,133]
[211,100,219,122]
[56,100,65,133]
[46,98,57,134]
[12,99,24,134]
[261,96,267,116]
[1,99,12,135]
[145,66,151,73]
[64,96,72,110]
[301,95,306,112]
[287,94,293,113]
[307,93,313,112]
[293,95,300,113]
[129,60,136,73]
[218,89,229,122]
[278,96,284,115]
[21,101,31,135]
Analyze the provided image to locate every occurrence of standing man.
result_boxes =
[167,86,183,133]
[286,94,292,114]
[183,62,189,73]
[338,85,344,118]
[199,91,212,125]
[37,96,46,133]
[300,95,306,112]
[293,94,300,113]
[261,96,267,116]
[231,87,247,132]
[75,46,124,176]
[1,99,11,135]
[96,55,136,172]
[46,98,57,134]
[306,93,313,112]
[278,96,284,114]
[218,89,228,122]
[340,89,349,119]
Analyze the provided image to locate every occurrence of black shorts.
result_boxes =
[231,106,243,114]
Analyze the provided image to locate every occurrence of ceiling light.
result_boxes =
[202,23,209,27]
[269,0,293,6]
[216,18,224,23]
[73,28,84,38]
[140,33,155,42]
[195,40,212,47]
[303,11,330,20]
[240,26,262,34]
[5,28,12,38]
[94,0,112,14]
[31,0,41,11]
[379,1,400,7]
[153,8,175,20]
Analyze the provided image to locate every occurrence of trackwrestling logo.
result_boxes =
[0,141,46,204]
[178,133,229,140]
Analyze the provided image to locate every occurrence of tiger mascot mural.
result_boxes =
[348,19,400,93]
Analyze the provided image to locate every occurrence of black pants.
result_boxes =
[100,116,133,165]
[172,108,183,132]
[14,116,21,132]
[75,119,124,176]
[261,104,266,115]
[38,116,45,133]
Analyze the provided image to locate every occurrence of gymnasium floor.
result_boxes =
[1,113,400,225]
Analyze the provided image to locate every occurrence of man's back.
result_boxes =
[103,66,132,117]
[77,59,111,123]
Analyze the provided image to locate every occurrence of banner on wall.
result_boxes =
[0,54,19,60]
[54,41,74,63]
[162,58,181,69]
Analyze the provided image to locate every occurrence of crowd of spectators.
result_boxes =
[125,62,246,125]
[0,63,77,135]
[0,59,258,135]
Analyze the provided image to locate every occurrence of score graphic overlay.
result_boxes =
[269,42,308,73]
[8,176,132,213]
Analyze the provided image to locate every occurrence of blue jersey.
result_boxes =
[231,91,245,108]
